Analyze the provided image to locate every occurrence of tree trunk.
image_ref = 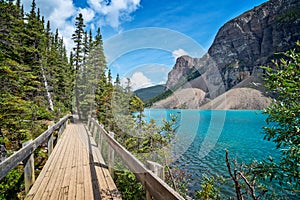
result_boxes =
[41,66,54,111]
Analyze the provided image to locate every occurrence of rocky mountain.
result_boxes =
[158,0,300,109]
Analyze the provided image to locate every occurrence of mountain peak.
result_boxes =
[159,0,300,109]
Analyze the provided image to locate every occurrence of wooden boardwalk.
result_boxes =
[25,121,121,200]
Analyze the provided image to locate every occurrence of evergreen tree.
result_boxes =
[75,26,108,120]
[108,69,112,83]
[0,0,73,150]
[72,13,85,120]
[72,13,85,72]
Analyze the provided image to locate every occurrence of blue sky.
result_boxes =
[23,0,267,90]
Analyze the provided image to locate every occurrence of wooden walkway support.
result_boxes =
[25,120,121,200]
[88,117,185,200]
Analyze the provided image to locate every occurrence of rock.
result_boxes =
[152,88,207,109]
[165,56,196,90]
[199,88,272,110]
[208,0,300,90]
[162,0,300,109]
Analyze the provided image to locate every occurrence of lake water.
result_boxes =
[143,109,293,198]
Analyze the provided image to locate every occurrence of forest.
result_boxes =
[1,0,299,199]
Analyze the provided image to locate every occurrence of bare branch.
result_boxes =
[225,150,244,200]
[225,150,234,179]
[238,171,257,200]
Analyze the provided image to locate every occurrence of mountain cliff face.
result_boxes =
[162,0,300,109]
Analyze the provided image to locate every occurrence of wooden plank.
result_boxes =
[76,130,86,200]
[27,120,122,200]
[78,123,100,200]
[25,123,72,200]
[50,125,77,200]
[90,142,114,199]
[83,153,93,200]
[68,126,80,200]
[85,123,121,199]
[40,125,74,199]
[58,126,77,200]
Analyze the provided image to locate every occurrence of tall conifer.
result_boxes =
[72,13,85,119]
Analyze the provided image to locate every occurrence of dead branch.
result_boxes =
[225,150,244,200]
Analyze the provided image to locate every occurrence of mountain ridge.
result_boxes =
[155,0,300,109]
[134,84,165,102]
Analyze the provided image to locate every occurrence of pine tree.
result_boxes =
[0,0,46,150]
[72,13,85,120]
[73,25,108,120]
[86,28,107,117]
[108,69,112,83]
[72,13,85,72]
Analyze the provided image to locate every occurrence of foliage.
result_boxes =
[0,167,24,200]
[114,170,145,200]
[260,42,300,192]
[196,174,221,200]
[0,0,72,150]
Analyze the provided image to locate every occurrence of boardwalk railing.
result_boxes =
[0,114,71,193]
[87,117,185,200]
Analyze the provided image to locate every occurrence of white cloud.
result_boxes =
[122,72,154,91]
[87,0,141,28]
[79,8,95,23]
[172,48,189,60]
[23,0,77,52]
[22,0,141,53]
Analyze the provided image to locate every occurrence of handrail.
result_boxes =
[0,115,71,184]
[88,117,185,200]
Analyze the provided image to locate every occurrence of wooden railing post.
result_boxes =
[23,140,35,194]
[57,119,67,139]
[146,161,165,200]
[98,126,103,152]
[90,121,95,136]
[47,133,54,157]
[94,129,99,143]
[146,161,165,180]
[87,117,91,130]
[64,119,67,129]
[92,123,97,138]
[108,131,115,179]
[92,124,97,139]
[47,122,54,156]
[57,126,62,139]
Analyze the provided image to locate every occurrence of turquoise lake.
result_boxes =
[143,109,294,198]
